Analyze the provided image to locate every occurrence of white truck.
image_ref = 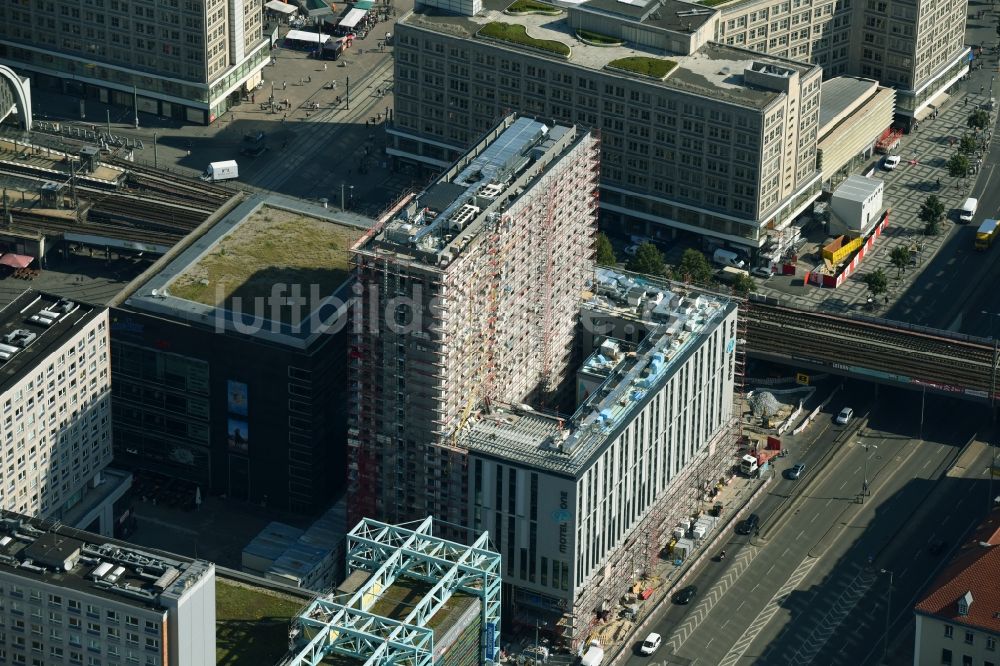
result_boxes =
[959,197,978,224]
[201,160,239,182]
[712,248,746,269]
[580,641,604,666]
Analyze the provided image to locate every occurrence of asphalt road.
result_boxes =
[623,387,993,666]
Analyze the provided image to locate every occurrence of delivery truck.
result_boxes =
[201,160,239,182]
[712,248,746,269]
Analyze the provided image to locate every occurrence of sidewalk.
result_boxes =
[754,79,997,315]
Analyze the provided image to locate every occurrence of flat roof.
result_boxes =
[359,117,583,265]
[216,577,311,665]
[462,269,734,475]
[125,193,373,349]
[818,76,880,130]
[401,0,817,108]
[0,512,211,612]
[0,291,103,393]
[832,175,881,204]
[581,0,718,31]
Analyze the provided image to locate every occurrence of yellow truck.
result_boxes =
[976,219,999,251]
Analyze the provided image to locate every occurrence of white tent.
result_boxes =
[285,29,331,44]
[339,7,367,29]
[266,0,298,14]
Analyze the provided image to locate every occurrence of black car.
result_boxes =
[736,513,760,535]
[927,540,946,556]
[239,143,268,157]
[672,585,697,605]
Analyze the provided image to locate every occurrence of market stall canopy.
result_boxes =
[0,254,34,269]
[285,29,331,43]
[339,7,367,29]
[266,0,299,13]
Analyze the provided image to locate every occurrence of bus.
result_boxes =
[975,219,999,251]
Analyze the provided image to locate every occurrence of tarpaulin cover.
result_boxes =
[0,254,33,269]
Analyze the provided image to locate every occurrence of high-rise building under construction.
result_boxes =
[348,116,600,528]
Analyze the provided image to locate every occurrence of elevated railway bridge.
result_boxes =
[747,298,999,404]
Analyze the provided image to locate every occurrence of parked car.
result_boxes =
[787,463,806,480]
[639,633,661,655]
[751,266,774,279]
[883,155,901,170]
[624,244,640,257]
[736,513,759,535]
[672,585,697,605]
[835,407,854,425]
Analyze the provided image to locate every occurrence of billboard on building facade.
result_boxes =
[227,380,249,416]
[228,418,249,454]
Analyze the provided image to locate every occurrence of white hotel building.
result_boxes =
[460,271,739,648]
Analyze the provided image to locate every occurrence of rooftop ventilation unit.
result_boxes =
[91,562,113,580]
[106,565,126,583]
[3,329,37,348]
[0,343,19,361]
[449,204,480,231]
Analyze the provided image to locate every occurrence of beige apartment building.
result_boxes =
[715,0,968,127]
[0,0,267,124]
[391,0,823,254]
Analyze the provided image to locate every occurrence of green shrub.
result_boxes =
[478,23,570,56]
[576,29,622,45]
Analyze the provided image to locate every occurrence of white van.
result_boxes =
[712,248,746,269]
[959,197,978,223]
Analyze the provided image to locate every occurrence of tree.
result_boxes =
[959,134,978,155]
[969,109,990,131]
[861,268,888,301]
[889,246,911,278]
[595,232,617,266]
[732,273,757,294]
[626,242,665,275]
[947,153,970,178]
[677,248,714,283]
[919,195,945,236]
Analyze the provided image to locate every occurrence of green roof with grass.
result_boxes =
[478,22,570,56]
[505,0,562,13]
[167,204,361,319]
[607,56,677,79]
[216,578,309,665]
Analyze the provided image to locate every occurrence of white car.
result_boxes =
[835,407,854,425]
[883,155,901,170]
[751,266,774,279]
[640,633,661,655]
[624,244,640,257]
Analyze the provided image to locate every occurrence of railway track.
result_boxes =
[747,303,995,394]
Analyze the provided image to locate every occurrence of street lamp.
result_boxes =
[862,442,877,500]
[880,569,894,663]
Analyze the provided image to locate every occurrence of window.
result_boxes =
[945,625,954,638]
[962,656,972,666]
[988,636,997,651]
[965,631,974,645]
[941,649,952,665]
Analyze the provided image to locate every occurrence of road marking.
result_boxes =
[784,564,878,665]
[717,557,819,666]
[811,513,819,524]
[796,530,804,540]
[665,546,760,652]
[766,563,775,575]
[839,479,848,489]
[825,499,833,507]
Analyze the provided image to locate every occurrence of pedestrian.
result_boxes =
[252,93,255,103]
[324,63,328,71]
[283,80,287,90]
[307,75,311,83]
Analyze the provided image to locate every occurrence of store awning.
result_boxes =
[0,254,34,269]
[266,0,299,14]
[339,7,367,28]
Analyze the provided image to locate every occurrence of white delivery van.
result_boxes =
[201,160,239,182]
[959,197,978,223]
[580,641,604,666]
[712,248,746,269]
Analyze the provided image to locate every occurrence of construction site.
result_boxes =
[346,114,752,652]
[460,269,742,650]
[347,115,600,530]
[283,516,501,666]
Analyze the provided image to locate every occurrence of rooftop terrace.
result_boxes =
[461,268,734,475]
[402,0,816,108]
[216,577,310,666]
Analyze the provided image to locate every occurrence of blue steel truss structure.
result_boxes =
[286,517,501,666]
